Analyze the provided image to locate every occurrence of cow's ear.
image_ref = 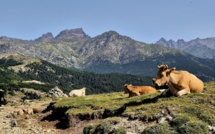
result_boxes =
[124,84,128,87]
[171,67,176,72]
[158,64,168,71]
[169,67,176,73]
[152,78,156,83]
[167,67,176,76]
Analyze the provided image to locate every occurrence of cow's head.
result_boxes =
[152,78,169,89]
[154,66,176,87]
[124,84,132,94]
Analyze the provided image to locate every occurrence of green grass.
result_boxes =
[55,92,127,110]
[53,82,215,133]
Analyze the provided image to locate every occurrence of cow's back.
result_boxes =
[139,86,157,94]
[69,90,82,97]
[169,71,203,94]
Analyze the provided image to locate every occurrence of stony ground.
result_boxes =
[1,82,215,134]
[0,89,71,134]
[0,99,149,134]
[0,100,57,134]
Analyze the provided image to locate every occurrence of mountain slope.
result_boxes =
[77,31,215,81]
[156,37,215,59]
[1,29,215,81]
[0,54,152,95]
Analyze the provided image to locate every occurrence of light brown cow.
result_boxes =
[124,84,157,97]
[154,64,204,96]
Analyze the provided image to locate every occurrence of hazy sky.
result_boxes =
[1,0,215,43]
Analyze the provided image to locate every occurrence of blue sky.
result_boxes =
[1,0,215,43]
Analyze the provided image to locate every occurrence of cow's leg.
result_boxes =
[82,91,85,96]
[130,93,136,97]
[161,88,170,96]
[129,93,132,97]
[135,92,140,96]
[176,89,190,96]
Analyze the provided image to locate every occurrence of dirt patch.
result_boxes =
[0,99,56,134]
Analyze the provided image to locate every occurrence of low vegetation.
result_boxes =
[51,82,215,133]
[0,54,215,133]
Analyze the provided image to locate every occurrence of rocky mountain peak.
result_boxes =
[35,32,54,42]
[102,30,119,36]
[96,30,133,43]
[156,38,179,48]
[55,28,90,40]
[156,38,168,45]
[156,37,215,59]
[158,37,167,42]
[177,39,185,45]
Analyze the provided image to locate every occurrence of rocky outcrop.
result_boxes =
[46,86,68,98]
[55,28,90,40]
[35,32,54,42]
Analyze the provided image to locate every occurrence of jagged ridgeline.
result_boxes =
[0,54,152,95]
[1,29,215,82]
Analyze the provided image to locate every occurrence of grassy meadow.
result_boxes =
[52,82,215,133]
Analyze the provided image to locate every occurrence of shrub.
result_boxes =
[178,121,208,134]
[21,91,41,100]
[170,114,191,128]
[83,124,97,134]
[199,112,215,125]
[83,117,121,134]
[184,106,201,116]
[111,127,126,134]
[142,123,175,134]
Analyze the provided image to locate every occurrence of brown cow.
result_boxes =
[124,84,157,97]
[154,64,204,96]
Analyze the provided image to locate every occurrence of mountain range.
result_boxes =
[1,28,215,81]
[156,37,215,59]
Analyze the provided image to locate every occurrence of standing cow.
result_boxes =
[153,64,204,96]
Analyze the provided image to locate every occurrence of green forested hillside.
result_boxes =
[0,56,152,95]
[18,60,152,94]
[84,53,215,82]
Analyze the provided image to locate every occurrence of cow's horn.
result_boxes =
[157,63,160,68]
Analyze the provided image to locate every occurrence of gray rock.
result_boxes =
[11,120,17,127]
[46,86,68,98]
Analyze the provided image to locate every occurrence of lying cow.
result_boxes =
[124,84,157,97]
[154,64,204,96]
[69,87,86,97]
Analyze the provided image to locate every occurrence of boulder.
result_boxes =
[23,108,34,115]
[46,86,68,98]
[17,109,25,116]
